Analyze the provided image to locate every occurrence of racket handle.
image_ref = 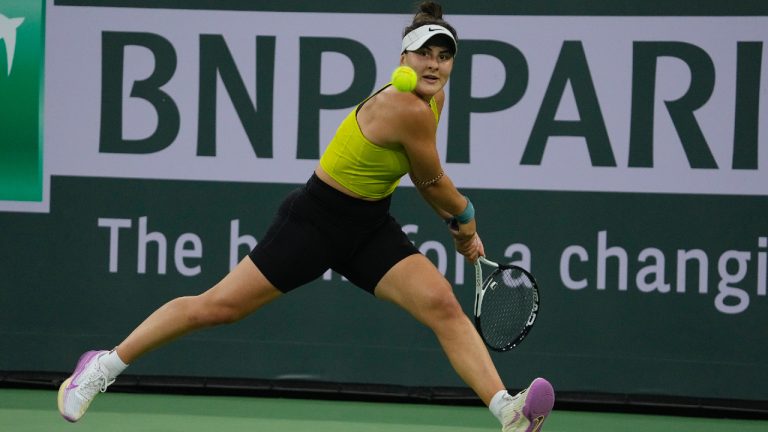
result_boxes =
[478,256,499,268]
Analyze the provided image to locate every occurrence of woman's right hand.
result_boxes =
[449,219,484,262]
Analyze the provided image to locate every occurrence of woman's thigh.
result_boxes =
[198,257,283,319]
[373,254,462,325]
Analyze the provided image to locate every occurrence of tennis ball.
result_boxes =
[391,66,418,92]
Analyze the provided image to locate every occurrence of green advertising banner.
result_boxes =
[0,0,766,408]
[1,177,766,401]
[0,0,44,202]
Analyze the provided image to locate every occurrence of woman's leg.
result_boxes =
[59,257,281,422]
[374,253,504,405]
[116,257,282,363]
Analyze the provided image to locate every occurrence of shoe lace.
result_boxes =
[76,365,115,399]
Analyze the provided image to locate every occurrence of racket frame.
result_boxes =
[473,256,540,352]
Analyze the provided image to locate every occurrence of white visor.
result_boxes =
[401,24,457,54]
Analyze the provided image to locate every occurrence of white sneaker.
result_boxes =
[500,378,555,432]
[57,350,115,422]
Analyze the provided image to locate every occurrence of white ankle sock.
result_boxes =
[489,389,510,422]
[98,350,129,380]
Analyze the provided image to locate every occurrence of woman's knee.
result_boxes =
[419,281,465,325]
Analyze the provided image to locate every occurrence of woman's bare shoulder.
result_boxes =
[359,87,436,146]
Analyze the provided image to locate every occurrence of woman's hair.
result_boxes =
[402,1,458,42]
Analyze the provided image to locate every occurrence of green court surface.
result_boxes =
[1,389,766,432]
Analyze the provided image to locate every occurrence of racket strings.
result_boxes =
[479,268,536,350]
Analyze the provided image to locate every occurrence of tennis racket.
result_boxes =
[473,256,540,352]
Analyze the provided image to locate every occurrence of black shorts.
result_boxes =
[248,173,419,294]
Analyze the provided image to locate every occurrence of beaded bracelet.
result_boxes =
[412,171,444,187]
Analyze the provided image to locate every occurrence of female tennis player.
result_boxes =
[58,2,554,430]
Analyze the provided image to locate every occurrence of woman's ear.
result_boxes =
[399,53,406,65]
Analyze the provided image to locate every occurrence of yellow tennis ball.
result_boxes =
[391,66,417,92]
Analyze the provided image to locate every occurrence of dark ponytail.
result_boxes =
[402,1,458,41]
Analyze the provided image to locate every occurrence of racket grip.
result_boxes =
[478,256,499,268]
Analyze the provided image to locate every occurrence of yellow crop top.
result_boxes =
[320,85,440,199]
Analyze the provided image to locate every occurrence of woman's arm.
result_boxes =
[413,172,483,260]
[391,93,483,260]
